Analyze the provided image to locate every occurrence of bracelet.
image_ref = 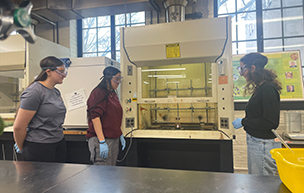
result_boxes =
[99,140,106,144]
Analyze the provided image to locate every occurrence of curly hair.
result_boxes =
[241,53,282,96]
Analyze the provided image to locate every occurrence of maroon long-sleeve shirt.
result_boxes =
[86,88,122,139]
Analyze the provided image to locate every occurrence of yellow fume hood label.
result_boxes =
[165,43,180,58]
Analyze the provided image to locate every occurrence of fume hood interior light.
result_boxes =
[142,68,186,72]
[166,81,180,84]
[147,75,186,79]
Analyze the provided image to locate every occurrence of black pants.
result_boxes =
[22,138,67,163]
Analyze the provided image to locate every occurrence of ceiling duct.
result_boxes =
[163,0,188,22]
[73,0,154,18]
[13,0,81,23]
[14,0,156,24]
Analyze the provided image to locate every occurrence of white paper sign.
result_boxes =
[65,88,87,111]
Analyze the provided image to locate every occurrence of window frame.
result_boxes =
[78,12,145,61]
[215,0,304,55]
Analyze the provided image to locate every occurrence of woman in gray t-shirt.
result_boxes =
[13,56,68,162]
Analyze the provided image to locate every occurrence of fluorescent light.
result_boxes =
[142,68,186,72]
[147,75,186,79]
[143,81,149,84]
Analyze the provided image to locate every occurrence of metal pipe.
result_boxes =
[163,0,188,22]
[56,22,59,44]
[124,0,127,27]
[149,86,211,92]
[31,12,56,26]
[150,107,215,111]
[53,24,56,43]
[190,79,193,122]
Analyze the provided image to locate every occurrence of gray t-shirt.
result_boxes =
[20,81,66,143]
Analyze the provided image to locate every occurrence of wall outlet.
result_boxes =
[126,117,135,128]
[220,117,229,129]
[127,65,133,76]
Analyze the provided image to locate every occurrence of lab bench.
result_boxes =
[282,132,304,148]
[0,129,233,172]
[0,160,291,193]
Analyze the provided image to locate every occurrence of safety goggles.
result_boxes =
[111,75,123,84]
[42,65,68,76]
[236,65,248,76]
[55,65,68,76]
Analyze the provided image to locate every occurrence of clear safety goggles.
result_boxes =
[55,65,68,76]
[111,75,123,84]
[42,65,68,76]
[236,65,247,76]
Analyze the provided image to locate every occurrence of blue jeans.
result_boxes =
[246,133,281,175]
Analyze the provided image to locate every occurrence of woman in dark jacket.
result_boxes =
[233,52,282,176]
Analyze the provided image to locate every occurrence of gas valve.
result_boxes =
[126,107,132,112]
[126,98,132,103]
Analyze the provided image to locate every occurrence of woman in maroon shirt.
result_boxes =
[86,66,126,165]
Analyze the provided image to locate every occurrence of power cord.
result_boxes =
[117,127,231,162]
[117,127,138,162]
[122,27,138,67]
[218,129,231,139]
[13,146,18,161]
[215,16,229,63]
[1,144,5,161]
[124,128,139,137]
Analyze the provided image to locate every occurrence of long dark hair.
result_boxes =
[94,66,121,91]
[15,56,64,117]
[241,53,282,96]
[28,56,64,86]
[87,66,121,120]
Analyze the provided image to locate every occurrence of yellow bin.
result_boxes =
[270,148,304,193]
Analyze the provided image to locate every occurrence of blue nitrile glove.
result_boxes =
[99,140,109,159]
[14,143,22,153]
[232,118,243,129]
[119,134,126,151]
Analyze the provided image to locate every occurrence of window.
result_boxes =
[217,0,257,55]
[82,12,145,61]
[115,12,145,62]
[216,0,304,75]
